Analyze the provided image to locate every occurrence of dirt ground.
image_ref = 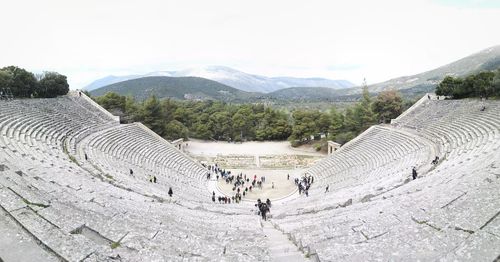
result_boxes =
[185,139,325,157]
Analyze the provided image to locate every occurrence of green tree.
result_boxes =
[37,72,69,98]
[493,69,500,96]
[290,110,318,142]
[255,108,291,140]
[372,90,403,123]
[95,92,126,113]
[1,66,37,97]
[343,107,358,132]
[122,96,139,123]
[139,96,165,136]
[328,107,344,141]
[317,112,332,136]
[209,111,232,140]
[356,86,377,130]
[473,71,495,98]
[164,120,188,140]
[161,98,178,123]
[232,108,255,141]
[0,70,13,89]
[436,76,460,96]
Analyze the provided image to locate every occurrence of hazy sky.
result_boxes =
[1,0,499,88]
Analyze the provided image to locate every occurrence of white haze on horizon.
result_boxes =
[1,0,499,88]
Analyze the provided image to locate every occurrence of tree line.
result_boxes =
[93,88,407,146]
[436,69,500,99]
[0,66,69,98]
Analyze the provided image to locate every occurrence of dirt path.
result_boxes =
[185,139,325,157]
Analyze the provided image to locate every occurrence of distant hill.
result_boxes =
[87,46,500,101]
[84,66,354,93]
[265,87,353,101]
[90,76,259,102]
[359,45,500,95]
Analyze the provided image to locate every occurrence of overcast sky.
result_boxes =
[1,0,499,88]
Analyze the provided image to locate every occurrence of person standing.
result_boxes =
[412,167,418,180]
[168,187,173,197]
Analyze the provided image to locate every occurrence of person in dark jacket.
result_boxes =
[412,167,418,180]
[260,203,269,221]
[168,187,173,197]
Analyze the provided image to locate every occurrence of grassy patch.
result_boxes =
[110,242,120,249]
[68,155,79,165]
[22,199,50,208]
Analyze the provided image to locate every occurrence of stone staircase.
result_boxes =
[262,221,311,262]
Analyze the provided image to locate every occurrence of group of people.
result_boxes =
[412,155,441,180]
[230,173,267,195]
[255,199,272,220]
[295,174,314,197]
[211,191,243,204]
[147,174,173,197]
[204,163,229,181]
[204,163,274,203]
[148,175,158,183]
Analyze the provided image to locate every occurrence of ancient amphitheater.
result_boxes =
[0,92,499,261]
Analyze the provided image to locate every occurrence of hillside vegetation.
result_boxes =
[436,69,500,98]
[0,66,69,98]
[90,76,259,102]
[93,87,405,148]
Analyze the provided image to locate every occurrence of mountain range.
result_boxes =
[84,66,354,93]
[90,76,258,102]
[89,45,500,102]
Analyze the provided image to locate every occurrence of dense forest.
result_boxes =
[92,87,407,148]
[0,66,69,98]
[436,69,500,98]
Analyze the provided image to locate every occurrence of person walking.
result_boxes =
[168,187,173,197]
[260,203,269,221]
[266,198,271,208]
